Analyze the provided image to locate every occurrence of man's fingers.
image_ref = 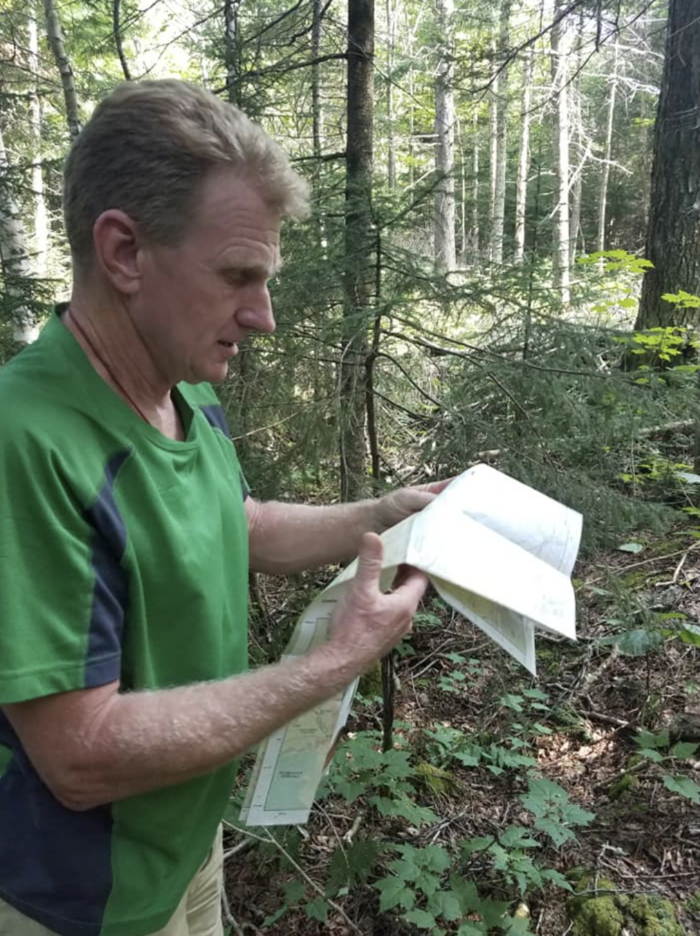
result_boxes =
[416,477,455,496]
[391,565,429,610]
[354,532,384,593]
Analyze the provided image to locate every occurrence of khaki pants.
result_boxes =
[0,827,224,936]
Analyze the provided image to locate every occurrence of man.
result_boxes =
[0,81,443,936]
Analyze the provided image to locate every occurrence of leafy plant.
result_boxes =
[634,729,700,804]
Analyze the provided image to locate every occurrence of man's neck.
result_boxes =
[64,289,185,441]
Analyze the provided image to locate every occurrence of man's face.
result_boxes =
[134,167,281,386]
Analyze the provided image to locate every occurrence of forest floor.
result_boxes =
[223,531,700,936]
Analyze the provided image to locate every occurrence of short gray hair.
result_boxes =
[64,80,310,267]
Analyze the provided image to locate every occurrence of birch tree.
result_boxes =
[550,0,570,304]
[44,0,80,138]
[0,125,40,343]
[28,12,47,277]
[597,39,619,253]
[434,0,456,271]
[514,47,535,265]
[489,0,511,265]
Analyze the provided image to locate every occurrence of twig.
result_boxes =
[585,540,700,585]
[344,811,364,843]
[233,826,363,935]
[221,885,245,936]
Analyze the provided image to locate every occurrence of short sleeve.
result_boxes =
[0,431,125,703]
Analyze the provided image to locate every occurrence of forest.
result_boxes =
[1,0,700,932]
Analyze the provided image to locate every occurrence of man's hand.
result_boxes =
[325,532,427,675]
[373,478,453,534]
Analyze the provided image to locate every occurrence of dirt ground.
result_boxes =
[223,536,700,935]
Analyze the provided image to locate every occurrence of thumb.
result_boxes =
[354,532,384,593]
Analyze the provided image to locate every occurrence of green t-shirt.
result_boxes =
[0,311,249,936]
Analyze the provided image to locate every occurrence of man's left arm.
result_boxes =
[245,479,451,574]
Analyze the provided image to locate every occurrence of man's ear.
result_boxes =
[92,210,143,294]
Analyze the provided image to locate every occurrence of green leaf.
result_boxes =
[636,729,670,750]
[375,875,413,912]
[618,627,664,656]
[457,924,487,936]
[618,542,644,554]
[423,845,452,874]
[404,908,437,929]
[678,624,700,647]
[391,857,421,882]
[449,874,480,912]
[541,868,574,891]
[532,816,578,848]
[429,890,463,921]
[304,898,329,923]
[281,880,305,904]
[670,742,699,760]
[663,775,700,803]
[638,748,664,763]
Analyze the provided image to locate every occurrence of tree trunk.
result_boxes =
[386,0,396,189]
[597,38,618,253]
[28,14,47,277]
[568,12,585,264]
[340,0,374,501]
[312,0,325,160]
[44,0,80,138]
[113,0,132,80]
[470,108,480,255]
[0,126,40,344]
[514,47,535,265]
[635,0,700,330]
[434,0,456,271]
[489,0,510,266]
[224,0,242,107]
[550,0,570,305]
[487,38,498,262]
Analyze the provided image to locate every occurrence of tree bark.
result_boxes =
[340,0,374,501]
[44,0,80,138]
[386,0,396,189]
[597,38,618,253]
[28,13,47,277]
[636,0,700,330]
[514,47,535,265]
[224,0,242,107]
[490,0,510,266]
[113,0,132,81]
[487,37,498,262]
[550,0,570,305]
[470,108,480,256]
[0,126,40,343]
[569,12,585,264]
[433,0,456,271]
[312,0,325,160]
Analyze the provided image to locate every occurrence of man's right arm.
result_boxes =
[2,534,424,812]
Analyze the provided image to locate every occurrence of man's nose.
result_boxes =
[237,284,276,334]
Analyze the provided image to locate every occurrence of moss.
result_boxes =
[414,761,460,798]
[686,891,700,914]
[609,773,638,800]
[570,895,624,936]
[569,877,624,936]
[627,894,685,936]
[358,663,382,698]
[568,879,687,936]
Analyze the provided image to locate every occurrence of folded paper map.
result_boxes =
[239,464,582,826]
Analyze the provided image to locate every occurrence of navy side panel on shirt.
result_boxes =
[0,710,113,936]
